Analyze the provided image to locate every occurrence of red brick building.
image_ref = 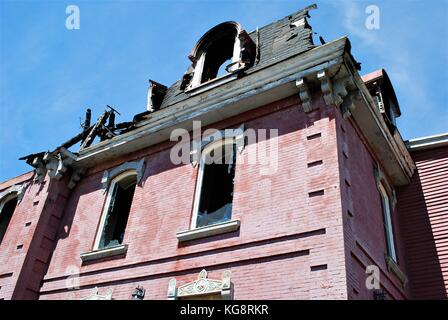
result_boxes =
[0,5,447,300]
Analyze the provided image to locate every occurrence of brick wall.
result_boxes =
[2,93,421,300]
[335,109,410,300]
[0,172,71,299]
[38,94,349,300]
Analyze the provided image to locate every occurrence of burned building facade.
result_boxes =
[0,5,447,300]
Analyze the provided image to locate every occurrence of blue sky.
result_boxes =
[0,0,447,182]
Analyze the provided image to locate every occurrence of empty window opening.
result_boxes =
[0,196,17,245]
[181,21,256,90]
[196,142,236,228]
[97,173,137,249]
[216,57,232,79]
[200,30,237,83]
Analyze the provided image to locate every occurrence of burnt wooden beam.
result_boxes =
[83,109,92,131]
[80,111,110,150]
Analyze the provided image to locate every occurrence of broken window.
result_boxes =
[0,195,18,245]
[182,22,256,90]
[95,172,137,250]
[193,140,236,228]
[200,28,237,83]
[378,183,398,263]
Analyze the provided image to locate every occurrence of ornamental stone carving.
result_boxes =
[296,78,312,112]
[167,269,232,300]
[82,287,113,300]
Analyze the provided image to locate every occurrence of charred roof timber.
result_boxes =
[146,80,167,112]
[18,4,415,189]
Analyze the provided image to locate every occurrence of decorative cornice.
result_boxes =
[295,78,312,112]
[317,70,334,105]
[44,148,77,181]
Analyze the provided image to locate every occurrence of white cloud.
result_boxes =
[331,0,447,139]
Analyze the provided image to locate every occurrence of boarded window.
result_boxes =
[98,174,137,249]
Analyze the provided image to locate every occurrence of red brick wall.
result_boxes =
[38,94,349,300]
[0,173,70,299]
[335,111,410,300]
[2,94,423,300]
[397,146,448,299]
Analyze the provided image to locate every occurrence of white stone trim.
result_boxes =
[167,269,232,300]
[101,159,145,191]
[295,78,312,112]
[0,184,25,207]
[176,219,240,242]
[80,244,128,263]
[385,254,408,288]
[82,287,114,300]
[190,124,245,167]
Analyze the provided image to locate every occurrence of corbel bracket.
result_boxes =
[296,78,312,112]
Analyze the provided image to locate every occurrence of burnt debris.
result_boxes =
[19,106,146,185]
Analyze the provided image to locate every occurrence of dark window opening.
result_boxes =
[197,143,236,227]
[201,30,237,83]
[0,196,18,245]
[99,175,136,249]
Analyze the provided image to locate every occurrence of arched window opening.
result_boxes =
[0,194,18,245]
[194,140,237,228]
[182,22,256,90]
[95,172,137,250]
[200,28,237,83]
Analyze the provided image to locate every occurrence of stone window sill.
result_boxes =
[80,244,128,262]
[385,255,408,287]
[176,220,240,242]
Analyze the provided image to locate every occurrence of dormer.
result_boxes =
[181,21,256,91]
[362,69,402,133]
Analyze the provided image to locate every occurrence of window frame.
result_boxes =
[190,137,237,230]
[93,170,137,251]
[378,182,398,263]
[190,34,241,89]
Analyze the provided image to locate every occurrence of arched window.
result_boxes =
[0,193,18,245]
[94,171,137,250]
[191,138,237,228]
[182,21,256,90]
